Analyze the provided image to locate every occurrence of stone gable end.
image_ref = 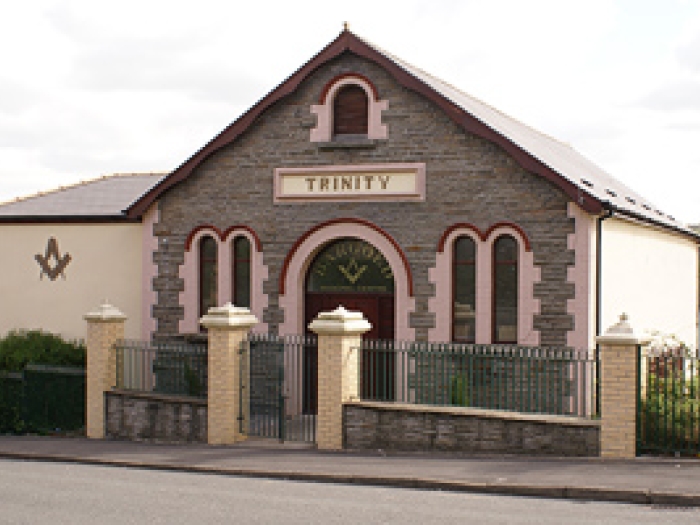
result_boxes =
[154,53,575,345]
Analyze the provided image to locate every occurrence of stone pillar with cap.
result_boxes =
[596,313,650,459]
[200,302,258,445]
[84,303,127,439]
[308,305,372,450]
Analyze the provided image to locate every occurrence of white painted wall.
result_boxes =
[0,223,143,340]
[600,217,699,349]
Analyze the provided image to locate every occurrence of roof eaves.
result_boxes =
[0,214,140,224]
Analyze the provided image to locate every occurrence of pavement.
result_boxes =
[2,435,700,508]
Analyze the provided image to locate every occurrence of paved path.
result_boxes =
[1,436,700,507]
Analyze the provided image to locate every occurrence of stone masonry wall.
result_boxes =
[344,402,600,457]
[106,390,207,443]
[153,52,575,345]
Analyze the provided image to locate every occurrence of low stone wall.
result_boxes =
[106,390,207,443]
[344,401,600,457]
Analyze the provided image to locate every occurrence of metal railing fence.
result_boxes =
[0,365,85,434]
[114,339,208,398]
[241,333,316,443]
[638,347,700,456]
[360,340,597,418]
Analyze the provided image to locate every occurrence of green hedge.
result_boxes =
[0,330,85,372]
[0,331,86,434]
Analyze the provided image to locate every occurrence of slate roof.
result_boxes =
[0,173,164,220]
[124,30,696,240]
[370,39,690,233]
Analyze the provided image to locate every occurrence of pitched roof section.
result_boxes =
[0,173,164,221]
[371,39,691,234]
[125,30,696,239]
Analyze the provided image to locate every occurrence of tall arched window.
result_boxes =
[453,236,476,343]
[199,236,218,318]
[232,236,251,308]
[333,85,368,136]
[493,235,518,343]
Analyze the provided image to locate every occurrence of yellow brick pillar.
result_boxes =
[309,306,371,451]
[201,303,258,445]
[84,303,127,439]
[596,313,650,459]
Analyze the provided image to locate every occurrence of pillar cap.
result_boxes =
[308,305,372,335]
[596,313,651,346]
[84,303,127,323]
[200,302,258,330]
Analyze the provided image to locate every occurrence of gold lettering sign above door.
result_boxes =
[307,239,394,294]
[274,163,426,203]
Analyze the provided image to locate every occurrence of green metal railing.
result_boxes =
[0,365,85,434]
[240,333,317,443]
[114,340,208,398]
[637,347,700,456]
[360,341,597,418]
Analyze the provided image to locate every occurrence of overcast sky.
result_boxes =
[1,0,699,224]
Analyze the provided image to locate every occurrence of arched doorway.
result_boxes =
[304,238,395,339]
[302,238,396,412]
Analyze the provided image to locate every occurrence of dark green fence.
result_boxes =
[637,348,700,456]
[0,365,85,434]
[360,341,597,418]
[241,334,317,443]
[114,340,208,398]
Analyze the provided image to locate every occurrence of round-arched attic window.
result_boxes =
[333,85,369,136]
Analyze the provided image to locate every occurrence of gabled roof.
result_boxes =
[0,173,164,222]
[125,30,697,240]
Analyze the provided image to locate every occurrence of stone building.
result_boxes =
[1,29,698,351]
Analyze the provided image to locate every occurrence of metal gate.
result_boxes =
[239,333,316,443]
[637,346,700,456]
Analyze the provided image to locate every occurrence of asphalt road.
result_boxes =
[1,459,699,524]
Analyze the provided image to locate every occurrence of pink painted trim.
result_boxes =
[141,204,159,340]
[318,73,380,103]
[184,224,262,252]
[484,225,540,345]
[566,202,592,350]
[280,217,414,297]
[310,75,388,142]
[429,223,540,344]
[179,225,268,334]
[273,163,426,204]
[222,229,269,334]
[278,220,415,341]
[437,222,532,253]
[179,227,217,334]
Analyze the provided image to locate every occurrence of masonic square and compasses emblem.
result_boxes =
[35,237,72,281]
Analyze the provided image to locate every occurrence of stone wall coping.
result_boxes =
[200,302,258,330]
[344,400,601,428]
[84,303,127,323]
[308,305,372,335]
[108,389,208,406]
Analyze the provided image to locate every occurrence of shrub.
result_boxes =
[0,330,86,372]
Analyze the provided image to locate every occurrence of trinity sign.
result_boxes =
[306,239,394,293]
[35,237,72,281]
[274,163,425,203]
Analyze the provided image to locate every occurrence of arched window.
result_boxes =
[333,85,368,136]
[199,236,218,318]
[493,235,518,343]
[453,236,476,343]
[232,236,251,308]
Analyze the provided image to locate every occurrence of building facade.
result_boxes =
[1,30,698,349]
